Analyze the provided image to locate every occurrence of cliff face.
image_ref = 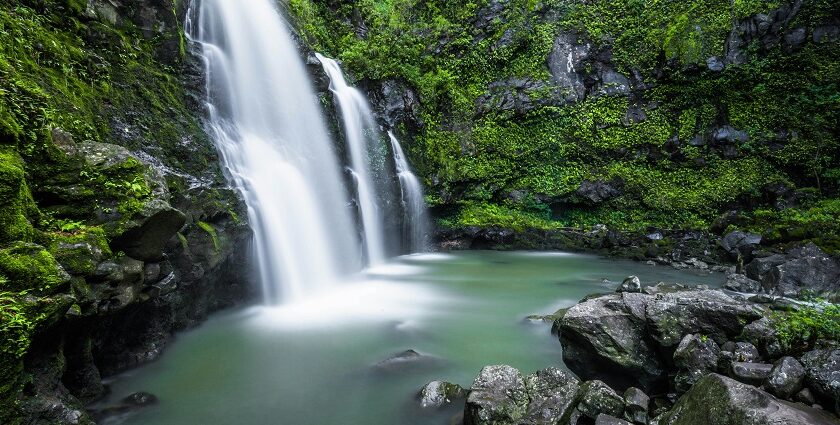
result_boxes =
[289,0,840,253]
[0,1,253,422]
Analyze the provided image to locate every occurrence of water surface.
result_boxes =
[102,251,723,425]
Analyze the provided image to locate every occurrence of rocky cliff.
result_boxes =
[0,1,253,423]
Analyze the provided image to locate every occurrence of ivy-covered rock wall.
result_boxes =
[288,0,840,252]
[0,1,252,422]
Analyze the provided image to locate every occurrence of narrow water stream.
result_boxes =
[100,251,723,425]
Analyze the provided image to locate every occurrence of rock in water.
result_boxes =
[659,374,837,425]
[373,349,441,373]
[618,276,642,293]
[464,365,528,425]
[418,381,466,409]
[766,356,806,399]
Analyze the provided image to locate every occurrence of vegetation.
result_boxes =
[289,0,840,250]
[772,302,840,353]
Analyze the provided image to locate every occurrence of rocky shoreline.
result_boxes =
[416,243,840,424]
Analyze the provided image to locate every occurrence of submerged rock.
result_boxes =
[658,374,837,425]
[374,349,441,373]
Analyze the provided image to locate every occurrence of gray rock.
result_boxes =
[464,365,528,425]
[659,374,838,425]
[730,362,773,386]
[523,367,581,424]
[623,387,649,424]
[577,180,623,204]
[374,349,441,373]
[596,413,633,425]
[740,317,784,359]
[418,381,466,409]
[747,244,840,301]
[706,56,725,72]
[766,356,806,399]
[618,276,642,293]
[723,274,762,293]
[578,380,625,420]
[720,231,762,257]
[800,349,840,413]
[794,387,816,405]
[673,334,721,391]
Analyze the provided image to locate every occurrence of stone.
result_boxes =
[623,387,650,424]
[617,276,642,293]
[596,413,632,425]
[374,349,441,373]
[740,317,784,359]
[122,392,158,407]
[577,180,623,204]
[522,367,581,424]
[673,334,720,391]
[418,381,466,409]
[660,374,838,424]
[723,274,762,293]
[578,380,625,420]
[559,293,667,393]
[720,231,762,257]
[464,365,528,425]
[794,387,816,405]
[747,243,840,301]
[799,349,840,413]
[766,356,806,399]
[706,56,725,72]
[729,362,773,386]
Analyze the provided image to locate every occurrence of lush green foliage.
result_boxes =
[291,0,840,245]
[772,303,840,352]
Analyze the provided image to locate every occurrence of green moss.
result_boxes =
[197,221,220,251]
[46,227,111,275]
[771,303,840,352]
[0,147,37,244]
[0,242,67,293]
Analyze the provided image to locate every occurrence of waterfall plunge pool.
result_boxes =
[98,251,724,425]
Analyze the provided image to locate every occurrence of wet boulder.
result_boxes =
[522,367,582,424]
[622,387,650,424]
[418,381,466,409]
[617,276,642,293]
[723,274,761,293]
[658,374,837,425]
[729,362,773,386]
[464,365,529,425]
[577,380,625,420]
[720,231,762,258]
[673,334,721,391]
[746,244,840,301]
[765,356,806,399]
[799,348,840,413]
[596,414,632,425]
[559,293,667,393]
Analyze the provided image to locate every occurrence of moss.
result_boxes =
[0,147,37,244]
[771,303,840,353]
[0,242,67,294]
[46,227,111,275]
[197,221,220,251]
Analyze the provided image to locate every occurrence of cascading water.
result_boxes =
[315,54,387,265]
[388,132,430,252]
[190,0,361,304]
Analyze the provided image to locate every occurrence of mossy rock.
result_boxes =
[0,147,37,244]
[0,242,70,294]
[47,227,112,276]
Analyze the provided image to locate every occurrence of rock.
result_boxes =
[719,341,762,373]
[799,349,840,413]
[464,365,528,425]
[523,367,581,424]
[419,381,466,409]
[577,180,623,204]
[720,231,762,258]
[723,274,761,293]
[617,276,642,293]
[740,317,784,359]
[374,349,441,373]
[794,387,816,405]
[729,362,773,386]
[559,293,668,393]
[623,387,650,424]
[578,380,625,420]
[673,334,721,391]
[658,374,837,425]
[122,392,158,407]
[766,356,806,399]
[747,243,840,301]
[706,56,725,72]
[596,414,632,425]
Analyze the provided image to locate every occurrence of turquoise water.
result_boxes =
[99,251,723,425]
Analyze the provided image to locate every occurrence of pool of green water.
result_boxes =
[99,251,724,425]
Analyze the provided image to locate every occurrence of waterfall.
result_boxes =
[315,54,387,266]
[191,0,361,304]
[388,132,430,252]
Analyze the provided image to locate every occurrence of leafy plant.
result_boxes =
[771,303,840,352]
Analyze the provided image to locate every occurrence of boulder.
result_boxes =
[522,368,581,424]
[622,387,650,424]
[559,293,668,393]
[740,317,784,359]
[577,180,623,204]
[617,276,642,293]
[673,334,721,391]
[729,362,773,386]
[419,381,466,409]
[766,356,806,399]
[596,414,632,425]
[723,274,761,293]
[799,348,840,413]
[659,374,838,425]
[464,365,528,425]
[747,244,840,301]
[720,232,762,258]
[577,380,625,420]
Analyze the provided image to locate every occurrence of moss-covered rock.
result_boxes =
[0,242,69,294]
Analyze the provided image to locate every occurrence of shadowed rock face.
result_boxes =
[659,374,838,425]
